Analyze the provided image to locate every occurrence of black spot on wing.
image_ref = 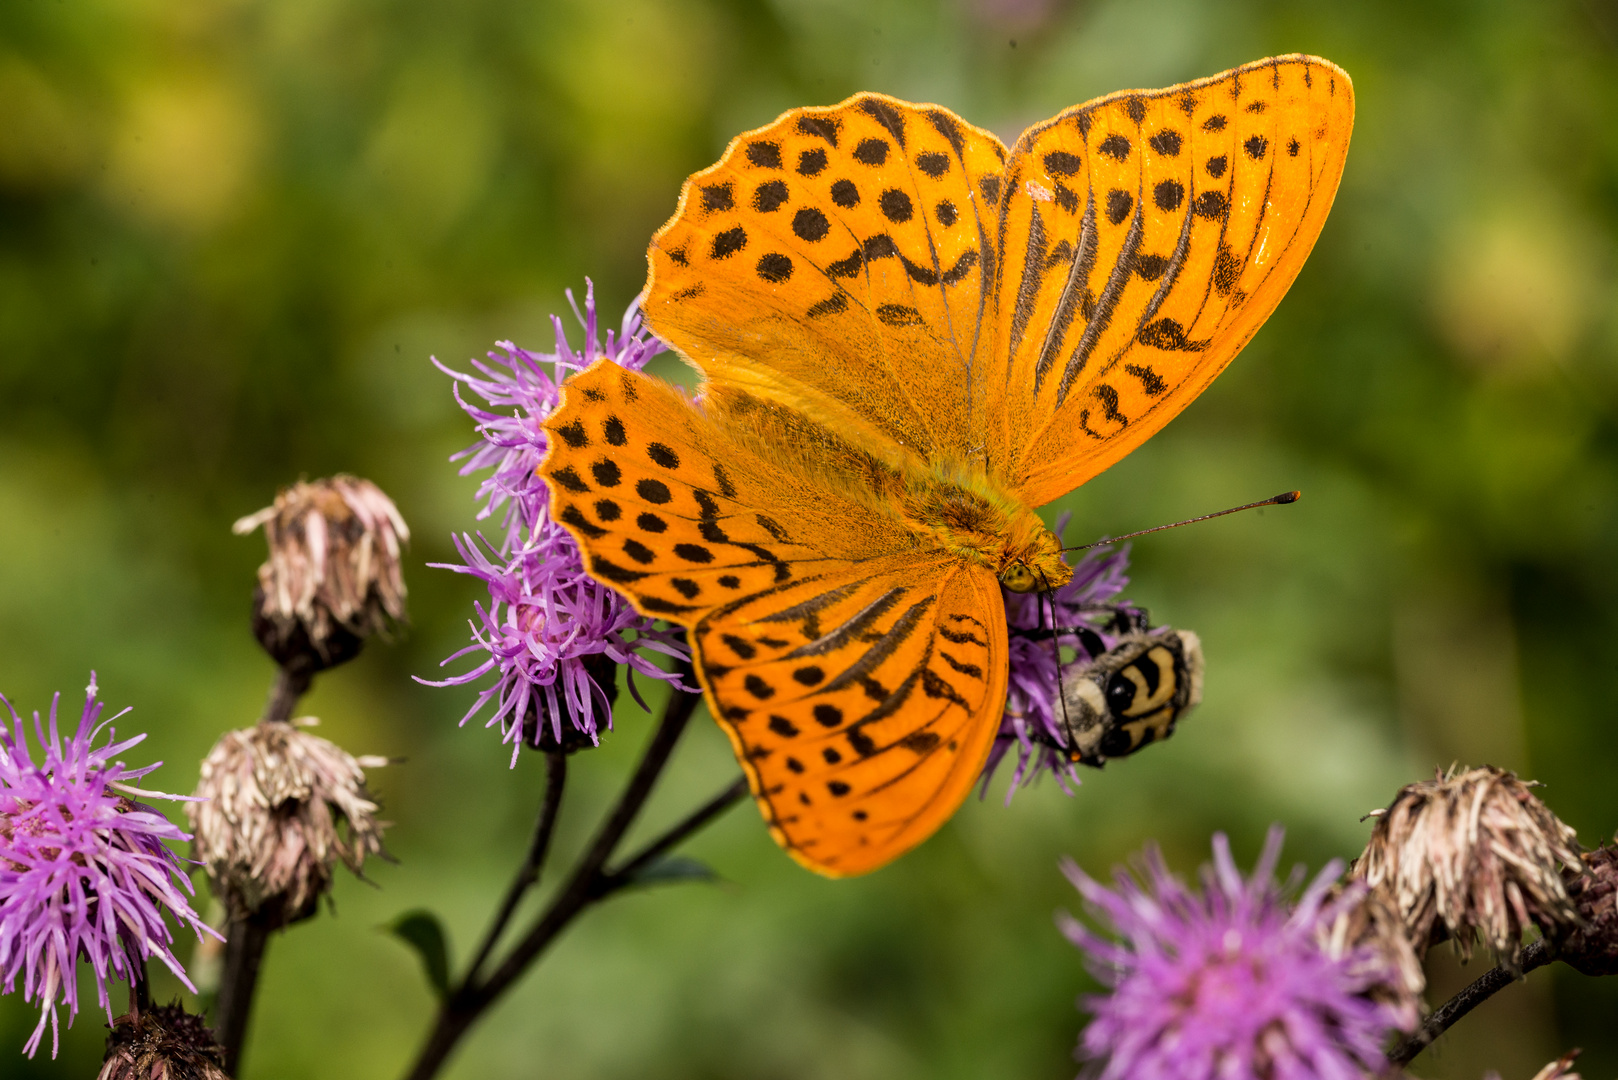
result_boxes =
[701,183,734,213]
[636,478,671,503]
[1147,129,1182,155]
[1193,190,1227,219]
[1044,150,1083,177]
[746,141,782,168]
[757,253,793,283]
[879,189,913,223]
[808,294,848,317]
[559,505,606,540]
[752,180,789,212]
[710,227,747,259]
[793,207,830,242]
[1098,134,1131,161]
[1153,179,1184,212]
[551,467,589,493]
[1106,189,1133,225]
[858,98,907,146]
[853,139,889,166]
[876,304,923,327]
[925,109,965,154]
[797,114,840,146]
[1125,363,1166,395]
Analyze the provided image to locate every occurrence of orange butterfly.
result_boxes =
[541,55,1354,876]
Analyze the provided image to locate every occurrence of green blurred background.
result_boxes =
[4,0,1617,1076]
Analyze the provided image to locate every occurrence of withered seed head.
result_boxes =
[1351,765,1582,969]
[1560,843,1618,976]
[188,719,389,927]
[234,475,409,671]
[1521,1051,1583,1080]
[1316,881,1426,1030]
[98,1003,229,1080]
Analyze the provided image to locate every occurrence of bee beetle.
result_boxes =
[1059,629,1204,767]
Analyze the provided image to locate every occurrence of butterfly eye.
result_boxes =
[999,562,1038,593]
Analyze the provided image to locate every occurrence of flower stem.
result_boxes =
[592,775,750,898]
[127,957,150,1020]
[213,660,313,1070]
[215,911,272,1075]
[263,664,312,724]
[400,684,743,1080]
[1386,937,1557,1066]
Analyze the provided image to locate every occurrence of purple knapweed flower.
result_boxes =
[0,676,215,1058]
[1059,827,1411,1080]
[983,522,1140,798]
[426,283,691,763]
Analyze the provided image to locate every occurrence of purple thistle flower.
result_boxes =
[1059,827,1411,1080]
[0,676,215,1058]
[426,283,691,763]
[983,517,1140,799]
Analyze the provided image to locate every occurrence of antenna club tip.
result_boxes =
[1276,490,1301,505]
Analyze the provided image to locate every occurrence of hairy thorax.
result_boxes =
[901,469,1072,593]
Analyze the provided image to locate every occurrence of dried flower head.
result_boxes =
[98,1003,228,1080]
[234,475,409,670]
[1060,827,1413,1080]
[0,677,214,1058]
[188,719,388,927]
[1315,881,1425,1030]
[986,536,1141,797]
[1559,843,1618,976]
[1352,765,1582,968]
[426,283,690,763]
[1482,1051,1586,1080]
[1526,1051,1583,1080]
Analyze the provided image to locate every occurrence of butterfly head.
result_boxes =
[997,511,1072,594]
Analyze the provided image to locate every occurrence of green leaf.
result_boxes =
[383,909,451,1001]
[624,854,719,888]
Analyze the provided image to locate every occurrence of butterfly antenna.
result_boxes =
[1061,491,1301,553]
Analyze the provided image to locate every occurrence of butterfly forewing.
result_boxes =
[991,55,1354,506]
[694,560,1007,877]
[645,94,1008,467]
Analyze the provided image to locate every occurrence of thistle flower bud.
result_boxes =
[233,475,409,673]
[1352,765,1581,969]
[98,1004,229,1080]
[1559,843,1618,976]
[188,719,389,927]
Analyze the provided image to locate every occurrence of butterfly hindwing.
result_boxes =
[542,359,918,620]
[645,94,1009,467]
[543,360,1012,876]
[991,55,1354,505]
[693,558,1008,877]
